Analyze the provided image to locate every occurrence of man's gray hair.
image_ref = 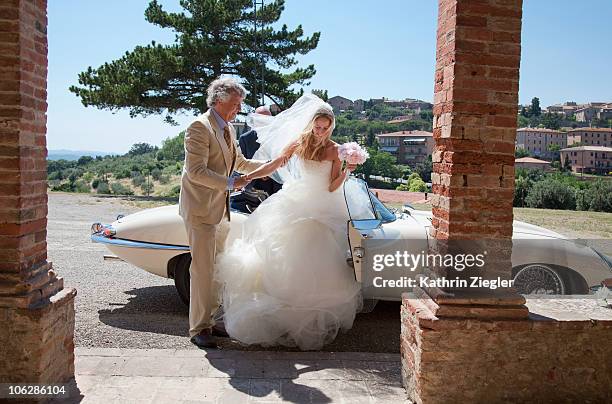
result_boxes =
[206,77,247,107]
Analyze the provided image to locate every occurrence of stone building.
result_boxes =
[515,156,551,171]
[566,127,612,147]
[327,95,353,112]
[574,103,612,123]
[353,99,366,112]
[560,145,612,174]
[376,130,433,165]
[515,127,566,160]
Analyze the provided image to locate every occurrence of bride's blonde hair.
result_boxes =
[293,108,335,161]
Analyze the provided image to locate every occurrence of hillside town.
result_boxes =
[326,95,611,175]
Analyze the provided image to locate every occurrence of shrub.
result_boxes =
[91,178,100,189]
[96,182,111,194]
[114,168,132,179]
[364,178,396,190]
[151,168,162,181]
[577,180,612,212]
[141,181,154,195]
[525,179,576,210]
[408,177,428,192]
[110,182,134,196]
[131,175,145,187]
[163,184,181,198]
[513,176,532,207]
[73,180,91,193]
[159,174,171,184]
[51,182,72,192]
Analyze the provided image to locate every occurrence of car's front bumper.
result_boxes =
[91,222,189,251]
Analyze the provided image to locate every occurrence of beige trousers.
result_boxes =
[183,216,230,337]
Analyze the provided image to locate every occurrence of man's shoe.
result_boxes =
[212,321,229,338]
[190,329,217,349]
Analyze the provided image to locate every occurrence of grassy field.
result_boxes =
[387,202,612,240]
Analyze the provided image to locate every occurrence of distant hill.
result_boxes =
[47,149,120,161]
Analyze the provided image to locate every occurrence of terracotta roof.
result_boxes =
[560,146,612,152]
[566,128,612,133]
[515,157,551,164]
[376,130,433,138]
[516,128,563,133]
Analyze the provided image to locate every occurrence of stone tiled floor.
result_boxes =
[51,348,409,403]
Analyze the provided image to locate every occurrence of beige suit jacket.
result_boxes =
[179,110,265,224]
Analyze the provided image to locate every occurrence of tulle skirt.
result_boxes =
[215,165,362,350]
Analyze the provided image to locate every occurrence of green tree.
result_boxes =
[530,97,541,117]
[513,175,531,207]
[515,148,530,158]
[525,179,576,210]
[542,112,561,129]
[129,142,157,156]
[69,0,320,123]
[157,131,186,162]
[311,89,328,102]
[547,143,561,161]
[414,157,432,183]
[77,155,94,166]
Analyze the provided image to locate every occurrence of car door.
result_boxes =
[344,177,431,301]
[344,178,381,285]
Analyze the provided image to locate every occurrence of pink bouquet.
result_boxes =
[338,142,369,165]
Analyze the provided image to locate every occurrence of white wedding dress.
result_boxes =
[215,158,362,350]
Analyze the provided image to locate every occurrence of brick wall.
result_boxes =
[401,296,612,403]
[430,0,522,240]
[0,0,75,385]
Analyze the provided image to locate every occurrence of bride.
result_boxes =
[215,94,363,350]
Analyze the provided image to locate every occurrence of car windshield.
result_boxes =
[369,192,397,223]
[343,177,396,223]
[343,177,377,220]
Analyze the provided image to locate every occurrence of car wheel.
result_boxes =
[513,264,565,295]
[173,254,191,306]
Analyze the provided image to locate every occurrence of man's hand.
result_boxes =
[233,175,250,190]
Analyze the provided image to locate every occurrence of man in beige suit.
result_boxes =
[179,77,265,348]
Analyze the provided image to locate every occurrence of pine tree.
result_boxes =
[530,97,541,117]
[69,0,320,124]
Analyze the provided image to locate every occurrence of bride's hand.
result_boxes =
[345,163,357,173]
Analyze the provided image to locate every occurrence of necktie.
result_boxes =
[223,126,236,162]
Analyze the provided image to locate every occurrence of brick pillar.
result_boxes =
[401,1,528,402]
[0,0,76,385]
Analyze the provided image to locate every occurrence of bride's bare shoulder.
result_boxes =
[323,141,340,161]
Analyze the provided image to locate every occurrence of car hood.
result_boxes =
[112,204,249,247]
[402,209,567,240]
[511,220,567,239]
[114,205,188,246]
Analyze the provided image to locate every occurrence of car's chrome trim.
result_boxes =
[91,235,190,251]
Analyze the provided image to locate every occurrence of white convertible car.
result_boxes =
[92,178,611,305]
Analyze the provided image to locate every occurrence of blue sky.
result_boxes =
[47,0,612,153]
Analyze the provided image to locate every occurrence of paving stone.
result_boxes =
[278,380,314,403]
[206,358,236,378]
[75,356,102,375]
[234,359,266,378]
[249,378,283,401]
[365,380,408,402]
[216,378,252,403]
[116,356,182,376]
[338,380,375,403]
[71,348,410,403]
[295,360,347,380]
[262,360,299,379]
